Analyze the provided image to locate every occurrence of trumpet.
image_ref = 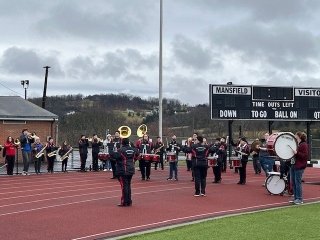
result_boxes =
[86,138,93,142]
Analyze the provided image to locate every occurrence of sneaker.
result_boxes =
[289,199,296,203]
[167,178,172,180]
[294,199,304,205]
[194,194,200,197]
[103,169,108,172]
[201,193,206,197]
[175,178,178,181]
[22,172,27,176]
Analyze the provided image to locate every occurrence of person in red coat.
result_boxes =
[290,131,308,205]
[3,136,17,175]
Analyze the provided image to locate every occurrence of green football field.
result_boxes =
[121,203,320,240]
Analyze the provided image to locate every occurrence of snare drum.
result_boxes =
[265,172,286,195]
[232,159,241,168]
[141,154,154,161]
[152,154,160,162]
[207,157,217,167]
[98,152,110,161]
[166,152,177,162]
[267,132,297,160]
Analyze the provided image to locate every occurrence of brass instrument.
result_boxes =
[118,126,132,138]
[61,147,73,161]
[137,124,147,138]
[86,137,93,142]
[48,147,61,158]
[28,132,38,139]
[35,145,47,159]
[14,138,20,146]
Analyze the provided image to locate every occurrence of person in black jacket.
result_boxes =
[185,136,211,196]
[236,137,250,185]
[110,131,121,179]
[112,138,139,207]
[91,134,102,171]
[79,135,89,172]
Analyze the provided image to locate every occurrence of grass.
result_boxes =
[121,203,320,240]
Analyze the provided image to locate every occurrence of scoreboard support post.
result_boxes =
[228,120,233,163]
[268,121,273,135]
[307,122,312,161]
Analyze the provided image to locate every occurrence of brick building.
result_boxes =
[0,96,58,162]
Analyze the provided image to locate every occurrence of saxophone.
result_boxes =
[35,144,47,159]
[61,147,73,161]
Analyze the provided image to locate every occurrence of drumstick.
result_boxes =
[287,145,294,150]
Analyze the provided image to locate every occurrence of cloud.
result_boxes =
[0,47,64,76]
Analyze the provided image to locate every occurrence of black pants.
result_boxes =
[47,156,55,173]
[110,159,116,177]
[193,166,208,195]
[80,153,87,171]
[186,160,192,171]
[213,160,222,182]
[62,158,68,172]
[154,154,164,170]
[119,175,133,206]
[92,152,99,171]
[139,160,151,179]
[222,156,227,172]
[239,161,247,184]
[6,156,15,175]
[34,157,42,174]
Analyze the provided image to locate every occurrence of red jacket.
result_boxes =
[4,142,16,157]
[294,141,308,170]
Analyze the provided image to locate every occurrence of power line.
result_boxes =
[0,80,24,97]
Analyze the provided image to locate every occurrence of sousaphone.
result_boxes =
[137,124,147,138]
[118,126,132,138]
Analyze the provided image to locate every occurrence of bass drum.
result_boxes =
[266,132,297,160]
[265,172,286,195]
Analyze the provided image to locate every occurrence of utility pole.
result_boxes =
[42,66,51,109]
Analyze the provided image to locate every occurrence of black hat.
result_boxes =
[240,137,247,143]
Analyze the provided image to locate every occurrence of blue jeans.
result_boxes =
[260,157,274,176]
[22,151,31,172]
[169,162,178,179]
[290,167,304,201]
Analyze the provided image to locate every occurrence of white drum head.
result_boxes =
[266,175,286,195]
[274,132,297,160]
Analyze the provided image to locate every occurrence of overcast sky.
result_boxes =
[1,0,320,105]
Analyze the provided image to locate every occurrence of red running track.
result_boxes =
[0,165,319,240]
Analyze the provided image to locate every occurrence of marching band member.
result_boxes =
[102,134,113,171]
[91,134,102,171]
[153,136,164,170]
[59,140,72,172]
[258,133,274,177]
[110,130,121,179]
[185,136,211,196]
[19,129,35,175]
[250,138,261,175]
[3,136,16,175]
[137,133,153,181]
[236,137,250,185]
[220,137,228,172]
[46,137,59,174]
[32,137,45,174]
[210,138,226,183]
[79,135,89,172]
[289,132,308,205]
[111,137,139,207]
[166,134,181,181]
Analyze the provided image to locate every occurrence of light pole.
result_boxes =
[21,80,29,100]
[159,0,163,139]
[42,66,51,109]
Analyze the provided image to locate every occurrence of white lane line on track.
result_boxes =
[0,182,195,208]
[71,197,320,240]
[0,186,192,217]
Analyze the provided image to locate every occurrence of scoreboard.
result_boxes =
[210,84,320,121]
